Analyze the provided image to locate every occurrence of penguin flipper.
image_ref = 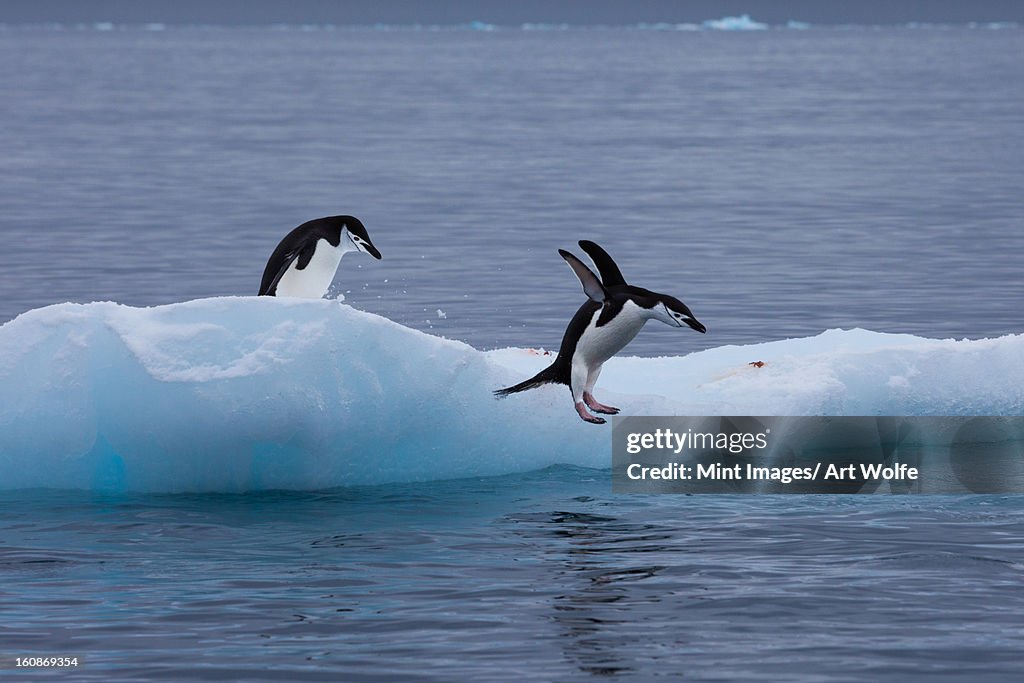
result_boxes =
[259,241,315,296]
[558,249,607,303]
[258,241,301,294]
[578,240,626,287]
[294,241,317,269]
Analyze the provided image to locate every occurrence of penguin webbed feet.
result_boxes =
[583,392,619,415]
[575,402,607,425]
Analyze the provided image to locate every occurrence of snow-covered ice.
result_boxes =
[1,298,1021,492]
[703,15,769,31]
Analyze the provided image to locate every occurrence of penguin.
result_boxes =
[258,215,381,297]
[494,241,706,424]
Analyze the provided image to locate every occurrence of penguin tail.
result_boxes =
[493,365,559,398]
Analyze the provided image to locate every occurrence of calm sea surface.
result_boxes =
[2,27,1023,351]
[1,26,1024,680]
[3,476,1024,680]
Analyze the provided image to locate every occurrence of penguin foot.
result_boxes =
[575,402,607,425]
[583,392,619,415]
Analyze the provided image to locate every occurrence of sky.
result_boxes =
[2,1,1022,25]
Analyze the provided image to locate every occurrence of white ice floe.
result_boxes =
[0,298,1020,491]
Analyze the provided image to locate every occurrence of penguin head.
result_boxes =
[650,295,706,333]
[337,216,382,260]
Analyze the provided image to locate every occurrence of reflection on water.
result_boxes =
[508,508,677,676]
[2,471,1024,678]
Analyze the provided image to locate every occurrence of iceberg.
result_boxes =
[1,298,1021,493]
[521,23,571,32]
[703,15,769,31]
[632,23,701,32]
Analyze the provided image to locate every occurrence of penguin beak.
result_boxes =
[362,240,382,260]
[350,233,382,260]
[686,318,707,334]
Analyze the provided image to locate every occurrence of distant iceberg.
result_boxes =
[973,22,1019,30]
[521,23,571,32]
[703,15,768,31]
[786,20,812,30]
[1,298,1021,492]
[632,22,701,32]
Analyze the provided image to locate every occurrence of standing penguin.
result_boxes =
[495,241,706,424]
[259,215,381,298]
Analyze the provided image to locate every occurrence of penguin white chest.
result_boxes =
[576,301,648,367]
[275,239,345,298]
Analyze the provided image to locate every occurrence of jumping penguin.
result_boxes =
[494,241,706,424]
[259,215,381,297]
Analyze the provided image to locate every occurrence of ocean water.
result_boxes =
[2,26,1023,352]
[2,25,1024,680]
[4,477,1024,680]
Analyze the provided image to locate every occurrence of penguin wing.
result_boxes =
[559,249,607,303]
[578,240,627,287]
[258,241,317,295]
